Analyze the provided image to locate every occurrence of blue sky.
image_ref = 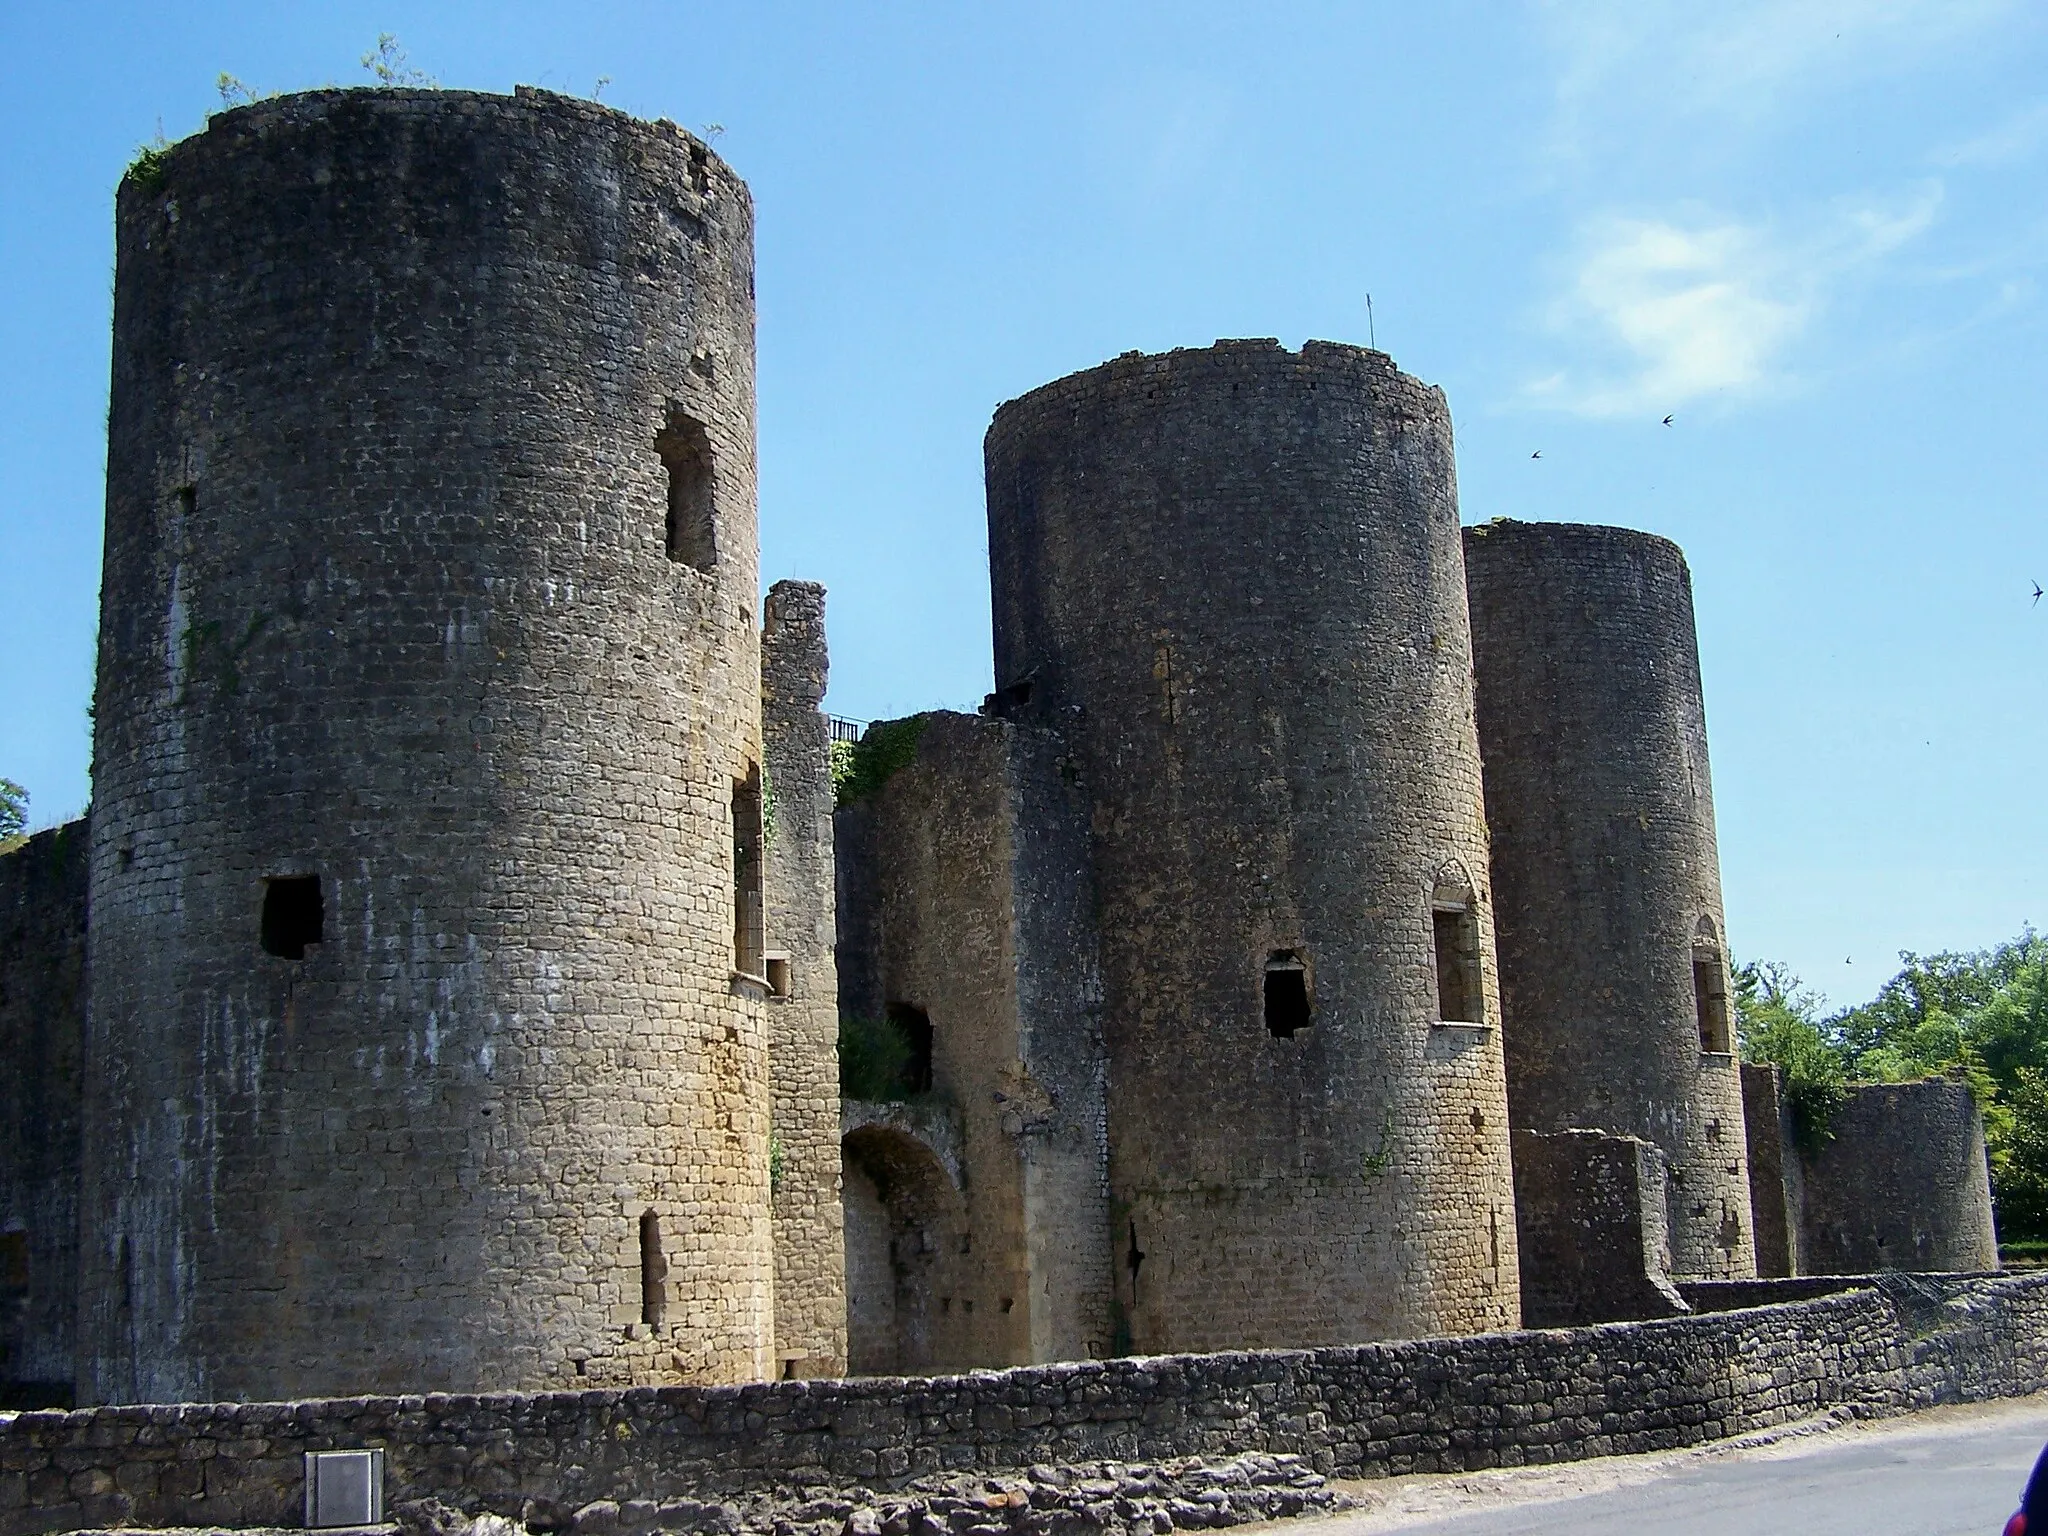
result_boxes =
[3,2,2044,1007]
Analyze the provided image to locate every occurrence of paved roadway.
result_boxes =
[1286,1397,2048,1536]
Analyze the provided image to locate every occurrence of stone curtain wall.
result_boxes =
[760,582,848,1378]
[11,1274,2048,1535]
[0,822,89,1409]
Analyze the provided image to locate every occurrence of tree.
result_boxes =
[1734,959,1848,1151]
[0,778,26,855]
[1744,933,2048,1240]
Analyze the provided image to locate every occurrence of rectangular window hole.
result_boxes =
[1264,951,1312,1037]
[640,1210,666,1327]
[887,1001,935,1093]
[764,952,791,998]
[261,875,324,960]
[733,766,766,976]
[655,410,716,570]
[1694,954,1732,1053]
[1433,904,1481,1024]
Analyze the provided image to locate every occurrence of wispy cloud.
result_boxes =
[1933,98,2048,166]
[1540,0,2015,158]
[1525,189,1941,416]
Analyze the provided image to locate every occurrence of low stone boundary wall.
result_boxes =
[8,1273,2048,1536]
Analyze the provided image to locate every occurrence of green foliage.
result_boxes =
[361,34,436,87]
[829,739,858,801]
[1742,934,2048,1239]
[214,73,278,109]
[0,779,26,856]
[125,138,172,192]
[839,1014,916,1102]
[1735,959,1849,1152]
[832,716,928,808]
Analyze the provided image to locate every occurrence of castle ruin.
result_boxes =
[0,86,1998,1411]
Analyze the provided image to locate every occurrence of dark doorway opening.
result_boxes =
[887,1002,935,1093]
[1264,951,1312,1037]
[261,875,324,960]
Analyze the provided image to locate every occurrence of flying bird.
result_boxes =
[1662,414,1674,426]
[2034,581,2043,606]
[1530,450,1542,459]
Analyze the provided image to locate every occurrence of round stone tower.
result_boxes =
[1463,520,1755,1280]
[81,87,772,1402]
[984,340,1520,1352]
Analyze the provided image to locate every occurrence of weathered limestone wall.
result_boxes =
[0,822,89,1409]
[1465,520,1754,1282]
[1740,1063,1801,1279]
[760,582,847,1379]
[1511,1129,1686,1327]
[84,86,770,1403]
[832,713,1110,1374]
[1796,1081,1998,1275]
[11,1273,2048,1535]
[984,340,1519,1352]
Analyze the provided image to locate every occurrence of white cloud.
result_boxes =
[1525,188,1941,416]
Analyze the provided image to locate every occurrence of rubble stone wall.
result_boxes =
[11,1273,2048,1536]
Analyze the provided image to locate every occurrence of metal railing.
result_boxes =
[828,716,866,745]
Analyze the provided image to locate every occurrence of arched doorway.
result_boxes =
[841,1123,963,1375]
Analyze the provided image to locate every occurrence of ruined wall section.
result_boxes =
[0,821,88,1408]
[1465,520,1754,1281]
[760,581,847,1378]
[986,341,1520,1352]
[1796,1080,1998,1275]
[833,713,1110,1373]
[83,86,769,1403]
[1511,1128,1686,1327]
[1741,1063,1800,1279]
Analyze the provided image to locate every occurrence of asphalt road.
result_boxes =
[1288,1398,2048,1536]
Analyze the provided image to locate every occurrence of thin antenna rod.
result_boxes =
[1367,293,1376,349]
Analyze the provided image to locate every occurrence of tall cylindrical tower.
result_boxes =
[1464,520,1754,1279]
[82,87,772,1402]
[984,340,1520,1352]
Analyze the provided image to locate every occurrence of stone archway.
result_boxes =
[841,1123,963,1375]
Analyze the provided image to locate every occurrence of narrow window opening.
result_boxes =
[0,1231,28,1293]
[1432,899,1482,1024]
[764,952,792,998]
[733,767,766,977]
[655,410,716,570]
[886,1002,934,1093]
[1694,952,1732,1053]
[261,875,324,960]
[1263,950,1312,1037]
[117,1235,132,1313]
[639,1210,666,1327]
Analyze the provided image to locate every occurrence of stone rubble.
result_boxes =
[393,1453,1354,1536]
